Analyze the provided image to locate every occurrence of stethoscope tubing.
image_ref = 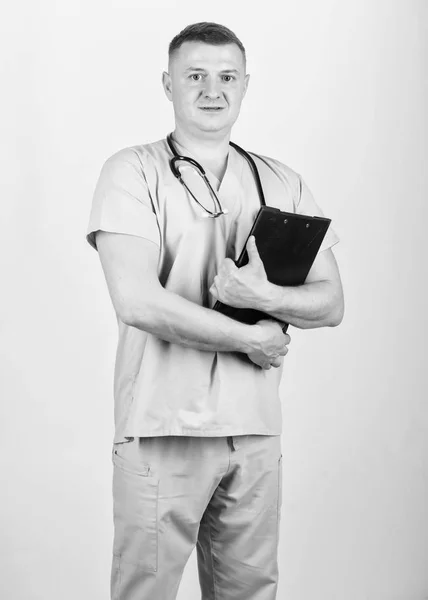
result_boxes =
[166,133,266,209]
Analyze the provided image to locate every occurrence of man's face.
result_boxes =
[163,41,250,137]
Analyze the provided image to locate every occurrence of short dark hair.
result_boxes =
[168,22,246,63]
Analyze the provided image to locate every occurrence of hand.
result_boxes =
[210,236,270,309]
[247,319,291,370]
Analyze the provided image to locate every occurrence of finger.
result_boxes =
[210,282,218,298]
[278,341,290,356]
[270,356,282,368]
[246,236,263,266]
[284,333,291,345]
[222,258,237,274]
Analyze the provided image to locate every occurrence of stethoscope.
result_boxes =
[166,133,266,218]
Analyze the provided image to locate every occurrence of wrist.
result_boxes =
[235,322,262,354]
[258,282,283,314]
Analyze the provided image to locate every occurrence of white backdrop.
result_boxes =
[1,1,427,599]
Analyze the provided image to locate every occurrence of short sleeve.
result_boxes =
[296,175,340,253]
[86,148,161,251]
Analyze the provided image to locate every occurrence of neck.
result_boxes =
[171,127,232,183]
[172,126,231,164]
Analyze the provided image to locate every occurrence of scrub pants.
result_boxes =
[111,434,283,600]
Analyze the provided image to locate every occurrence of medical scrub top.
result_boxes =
[86,137,339,443]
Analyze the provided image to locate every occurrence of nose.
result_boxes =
[203,77,221,100]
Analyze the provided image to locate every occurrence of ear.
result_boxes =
[162,71,173,101]
[243,73,250,98]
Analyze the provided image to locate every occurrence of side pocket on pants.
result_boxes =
[112,449,159,572]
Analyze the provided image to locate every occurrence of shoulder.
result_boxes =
[251,151,301,186]
[247,150,303,205]
[102,139,167,172]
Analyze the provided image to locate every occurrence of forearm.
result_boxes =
[124,287,257,353]
[258,280,344,329]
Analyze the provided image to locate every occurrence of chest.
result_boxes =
[147,155,297,282]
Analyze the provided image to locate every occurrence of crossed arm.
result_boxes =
[95,230,343,368]
[210,235,344,329]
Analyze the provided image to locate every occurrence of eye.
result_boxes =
[190,74,202,81]
[222,75,234,82]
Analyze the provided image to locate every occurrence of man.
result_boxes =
[86,22,344,600]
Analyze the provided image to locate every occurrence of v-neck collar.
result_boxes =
[167,135,236,194]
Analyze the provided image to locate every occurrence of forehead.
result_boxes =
[170,42,245,72]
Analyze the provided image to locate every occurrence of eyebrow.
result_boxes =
[184,67,240,75]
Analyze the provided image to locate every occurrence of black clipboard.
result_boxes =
[212,206,331,331]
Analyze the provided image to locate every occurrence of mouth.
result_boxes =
[199,107,225,112]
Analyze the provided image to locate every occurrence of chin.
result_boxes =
[196,119,231,134]
[198,125,225,133]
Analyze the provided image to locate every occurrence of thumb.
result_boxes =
[246,236,263,266]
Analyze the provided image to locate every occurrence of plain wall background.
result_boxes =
[1,1,427,599]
